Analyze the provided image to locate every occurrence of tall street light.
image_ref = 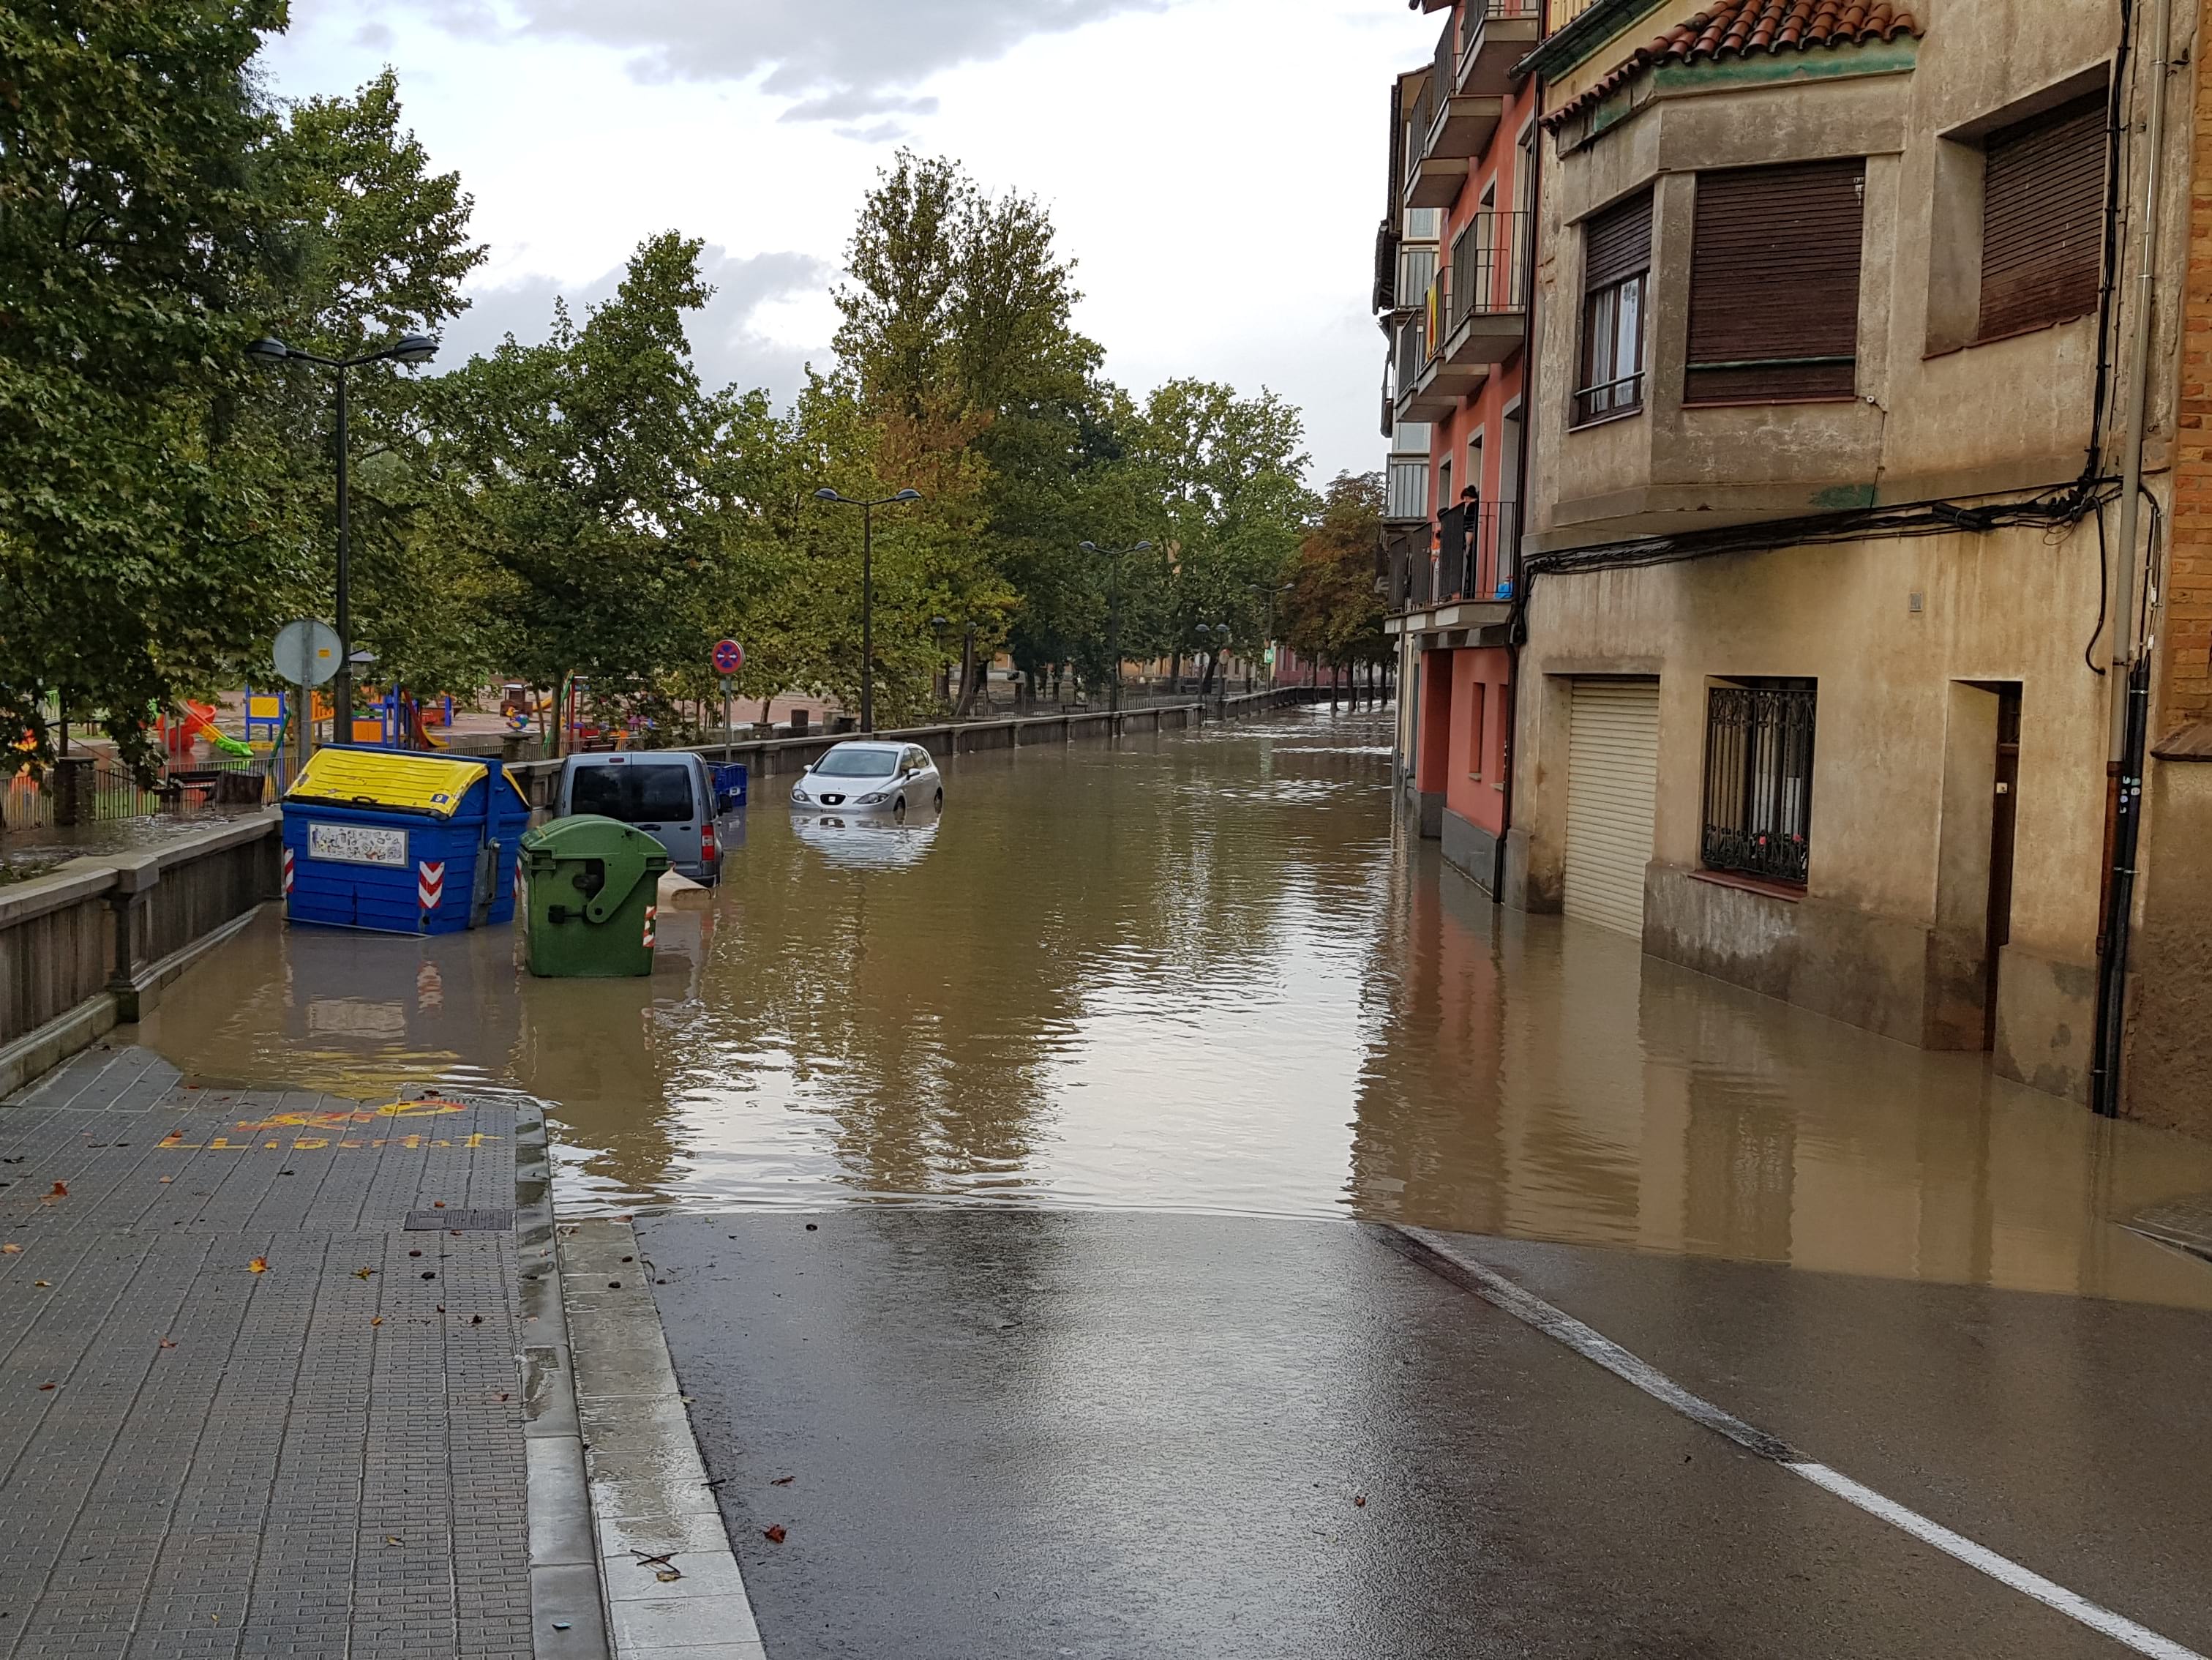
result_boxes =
[1080,539,1153,715]
[247,332,438,745]
[814,487,923,733]
[1248,580,1294,691]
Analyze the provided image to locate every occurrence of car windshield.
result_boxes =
[812,747,899,778]
[570,761,694,823]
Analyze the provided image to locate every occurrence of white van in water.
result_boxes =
[554,752,737,883]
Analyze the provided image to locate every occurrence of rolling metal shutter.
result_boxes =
[1978,95,2107,341]
[1686,160,1864,404]
[1583,189,1652,292]
[1565,678,1660,940]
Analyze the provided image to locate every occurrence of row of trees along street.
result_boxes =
[0,7,1393,779]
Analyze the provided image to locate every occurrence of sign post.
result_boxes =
[711,638,745,761]
[272,619,342,778]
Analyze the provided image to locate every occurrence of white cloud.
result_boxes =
[264,0,1429,482]
[443,247,833,403]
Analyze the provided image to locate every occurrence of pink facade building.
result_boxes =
[1379,0,1542,894]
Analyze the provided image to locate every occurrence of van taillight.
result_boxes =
[701,822,716,859]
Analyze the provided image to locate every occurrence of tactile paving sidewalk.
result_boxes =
[0,1044,533,1659]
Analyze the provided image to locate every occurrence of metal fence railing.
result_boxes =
[1447,209,1532,334]
[0,755,282,836]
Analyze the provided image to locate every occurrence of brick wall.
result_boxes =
[2164,0,2212,736]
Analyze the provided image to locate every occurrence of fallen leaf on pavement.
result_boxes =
[432,1200,446,1209]
[371,1317,384,1327]
[159,1340,176,1350]
[771,1476,795,1487]
[353,1267,376,1280]
[46,1183,66,1199]
[158,1177,171,1184]
[656,1568,681,1582]
[37,1383,53,1391]
[384,1536,402,1547]
[1353,1495,1367,1508]
[470,1314,482,1325]
[762,1525,786,1544]
[32,1281,48,1288]
[247,1257,269,1274]
[1,1244,20,1255]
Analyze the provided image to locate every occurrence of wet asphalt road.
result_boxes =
[642,1211,2212,1659]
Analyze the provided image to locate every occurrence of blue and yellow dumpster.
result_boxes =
[280,747,531,935]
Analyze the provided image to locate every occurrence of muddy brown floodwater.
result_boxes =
[136,709,2212,1307]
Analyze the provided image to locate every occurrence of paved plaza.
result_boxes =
[0,1044,538,1659]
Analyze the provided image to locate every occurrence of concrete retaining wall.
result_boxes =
[0,815,282,1096]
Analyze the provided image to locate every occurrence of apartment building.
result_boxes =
[1499,0,2194,1116]
[1379,0,1543,895]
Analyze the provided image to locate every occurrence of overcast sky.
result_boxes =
[263,0,1431,485]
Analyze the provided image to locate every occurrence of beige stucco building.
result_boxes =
[1496,0,2197,1115]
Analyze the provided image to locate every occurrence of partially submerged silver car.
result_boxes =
[555,752,738,882]
[789,742,942,820]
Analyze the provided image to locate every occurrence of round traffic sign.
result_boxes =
[272,619,342,687]
[711,638,744,676]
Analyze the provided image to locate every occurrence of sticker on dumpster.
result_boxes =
[308,823,408,867]
[417,861,446,911]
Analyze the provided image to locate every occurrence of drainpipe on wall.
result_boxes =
[1495,91,1545,907]
[2091,0,2175,1118]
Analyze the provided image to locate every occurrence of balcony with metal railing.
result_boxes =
[1396,242,1437,313]
[1456,0,1542,99]
[1385,456,1431,525]
[1408,13,1504,182]
[1435,499,1524,607]
[1439,208,1531,367]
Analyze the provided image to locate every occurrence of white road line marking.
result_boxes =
[1384,1225,2207,1660]
[1791,1463,2206,1660]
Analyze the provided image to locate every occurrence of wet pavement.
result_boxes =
[89,707,2212,1654]
[642,1209,2211,1660]
[131,709,2212,1308]
[0,1044,536,1659]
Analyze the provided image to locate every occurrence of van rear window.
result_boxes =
[571,763,694,823]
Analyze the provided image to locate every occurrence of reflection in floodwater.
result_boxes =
[790,812,941,871]
[134,711,2212,1306]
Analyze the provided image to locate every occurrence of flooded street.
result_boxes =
[135,709,2212,1306]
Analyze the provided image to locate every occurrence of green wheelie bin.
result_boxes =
[520,815,670,978]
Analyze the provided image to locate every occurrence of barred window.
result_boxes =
[1701,681,1816,886]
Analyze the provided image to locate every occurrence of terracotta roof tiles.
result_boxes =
[1542,0,1922,131]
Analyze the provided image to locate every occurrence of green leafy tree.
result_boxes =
[424,233,777,746]
[1282,472,1388,677]
[0,0,301,776]
[832,150,1109,706]
[1122,379,1316,691]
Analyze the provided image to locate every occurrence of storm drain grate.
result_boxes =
[405,1208,514,1233]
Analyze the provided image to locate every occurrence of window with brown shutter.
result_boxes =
[1977,95,2107,343]
[1575,190,1652,425]
[1686,160,1865,405]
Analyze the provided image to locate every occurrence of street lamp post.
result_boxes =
[1248,581,1294,692]
[814,487,923,733]
[247,333,438,746]
[1080,539,1154,715]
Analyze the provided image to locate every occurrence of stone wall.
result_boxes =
[0,815,281,1096]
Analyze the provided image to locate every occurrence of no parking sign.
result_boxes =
[712,638,744,676]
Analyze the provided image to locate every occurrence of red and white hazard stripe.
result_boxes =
[417,859,446,914]
[642,905,658,951]
[282,848,295,897]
